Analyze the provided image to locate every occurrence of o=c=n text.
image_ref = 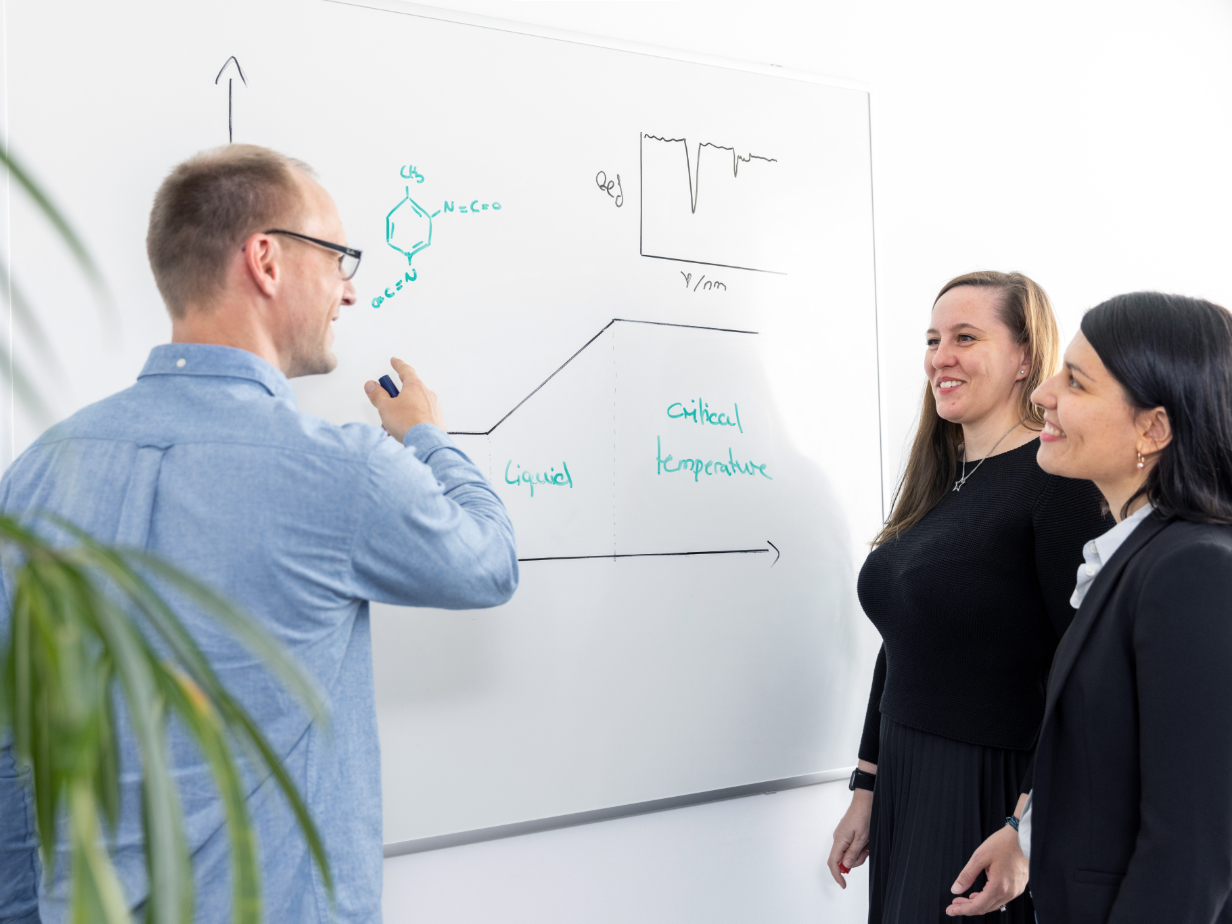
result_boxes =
[443,199,501,214]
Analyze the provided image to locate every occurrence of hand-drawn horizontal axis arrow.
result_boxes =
[517,542,780,565]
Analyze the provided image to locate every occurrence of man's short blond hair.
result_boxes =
[146,145,312,317]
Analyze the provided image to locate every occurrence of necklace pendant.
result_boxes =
[953,479,964,492]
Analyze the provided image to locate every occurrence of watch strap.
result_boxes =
[848,768,876,792]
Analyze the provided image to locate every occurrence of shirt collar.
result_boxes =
[1071,500,1156,609]
[1091,500,1156,568]
[138,343,296,403]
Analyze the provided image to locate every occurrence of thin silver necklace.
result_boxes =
[953,420,1024,492]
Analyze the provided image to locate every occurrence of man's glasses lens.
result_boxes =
[340,252,361,280]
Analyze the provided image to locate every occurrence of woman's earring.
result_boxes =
[1137,451,1145,470]
[1019,368,1026,377]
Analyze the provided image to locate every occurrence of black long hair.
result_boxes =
[1081,292,1232,523]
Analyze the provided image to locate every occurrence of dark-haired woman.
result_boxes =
[1013,292,1232,922]
[827,271,1111,922]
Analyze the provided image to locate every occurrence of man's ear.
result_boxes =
[241,232,280,298]
[1138,406,1173,456]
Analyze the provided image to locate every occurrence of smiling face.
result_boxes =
[1032,331,1152,493]
[925,285,1030,428]
[274,170,357,378]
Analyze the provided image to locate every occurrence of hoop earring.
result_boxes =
[1137,451,1145,470]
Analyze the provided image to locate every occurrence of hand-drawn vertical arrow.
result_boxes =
[214,56,247,143]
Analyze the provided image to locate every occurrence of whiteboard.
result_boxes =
[3,0,882,844]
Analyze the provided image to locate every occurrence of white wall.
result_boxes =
[377,2,1232,921]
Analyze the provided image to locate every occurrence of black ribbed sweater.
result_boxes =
[858,439,1111,777]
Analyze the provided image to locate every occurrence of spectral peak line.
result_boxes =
[642,134,778,214]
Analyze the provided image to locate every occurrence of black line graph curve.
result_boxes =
[639,132,787,276]
[642,134,778,215]
[447,318,758,437]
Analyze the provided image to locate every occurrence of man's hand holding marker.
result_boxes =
[364,357,446,441]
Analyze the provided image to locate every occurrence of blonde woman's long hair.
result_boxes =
[872,271,1061,548]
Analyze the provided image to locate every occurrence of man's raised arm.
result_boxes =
[348,358,518,610]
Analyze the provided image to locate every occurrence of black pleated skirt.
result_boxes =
[868,716,1034,924]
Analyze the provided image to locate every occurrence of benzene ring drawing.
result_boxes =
[386,187,434,266]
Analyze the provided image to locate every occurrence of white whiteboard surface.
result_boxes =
[4,0,881,843]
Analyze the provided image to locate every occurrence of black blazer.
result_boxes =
[1030,514,1232,923]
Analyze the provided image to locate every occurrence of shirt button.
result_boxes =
[176,358,186,368]
[1084,564,1096,576]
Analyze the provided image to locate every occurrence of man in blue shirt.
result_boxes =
[0,145,518,922]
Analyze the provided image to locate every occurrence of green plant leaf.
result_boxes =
[95,654,121,835]
[89,546,335,902]
[69,780,132,924]
[87,590,192,924]
[46,519,327,726]
[0,260,62,368]
[0,147,114,319]
[162,668,262,924]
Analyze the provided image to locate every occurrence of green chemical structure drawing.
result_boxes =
[387,187,437,269]
[372,186,438,309]
[372,167,505,309]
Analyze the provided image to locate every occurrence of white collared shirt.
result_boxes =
[1021,500,1155,860]
[1069,501,1156,609]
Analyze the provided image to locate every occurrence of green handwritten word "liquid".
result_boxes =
[656,437,771,482]
[505,461,573,497]
[667,398,743,432]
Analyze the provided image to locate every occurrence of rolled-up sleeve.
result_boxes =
[345,424,518,609]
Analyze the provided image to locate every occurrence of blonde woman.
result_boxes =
[827,272,1111,922]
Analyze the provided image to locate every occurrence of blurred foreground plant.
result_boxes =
[0,146,332,923]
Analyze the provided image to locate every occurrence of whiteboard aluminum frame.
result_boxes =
[324,0,869,93]
[384,766,853,856]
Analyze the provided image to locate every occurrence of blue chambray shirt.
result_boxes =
[0,343,518,923]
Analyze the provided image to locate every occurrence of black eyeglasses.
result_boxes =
[264,229,362,280]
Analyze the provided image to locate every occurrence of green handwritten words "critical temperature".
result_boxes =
[505,461,573,497]
[656,437,772,482]
[667,399,743,432]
